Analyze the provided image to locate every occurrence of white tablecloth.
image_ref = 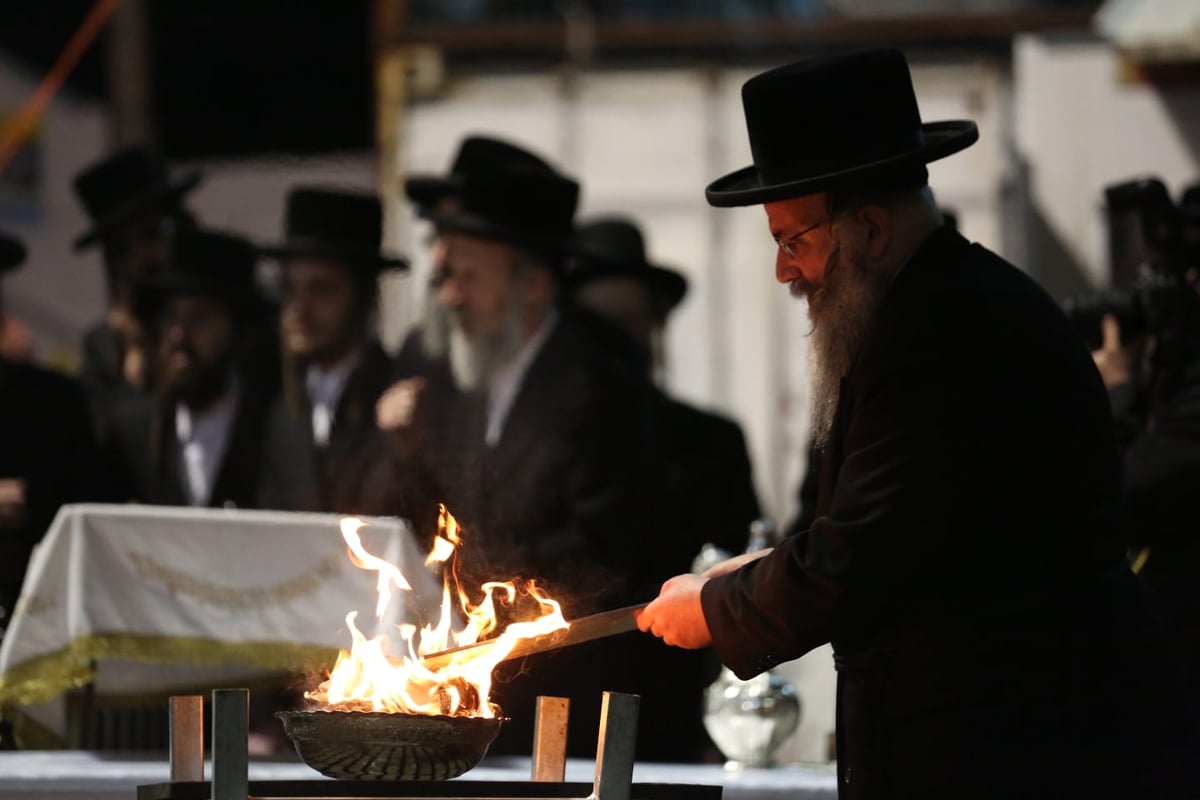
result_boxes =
[0,505,439,746]
[0,752,839,800]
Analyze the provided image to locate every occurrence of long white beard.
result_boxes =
[422,295,526,392]
[800,233,889,449]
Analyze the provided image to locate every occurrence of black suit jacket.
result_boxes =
[79,322,141,443]
[374,317,673,757]
[0,359,100,617]
[702,227,1198,797]
[656,397,761,565]
[103,381,272,510]
[258,341,396,514]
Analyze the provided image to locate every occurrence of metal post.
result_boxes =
[592,692,639,800]
[211,689,248,800]
[532,696,570,782]
[169,695,204,782]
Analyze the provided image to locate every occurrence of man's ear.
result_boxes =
[857,205,893,260]
[523,263,555,307]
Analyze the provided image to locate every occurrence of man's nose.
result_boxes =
[775,250,802,285]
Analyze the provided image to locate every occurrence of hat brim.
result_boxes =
[705,121,978,208]
[0,233,26,273]
[73,171,203,251]
[404,174,462,210]
[258,240,409,272]
[133,274,264,321]
[567,261,688,313]
[423,207,573,258]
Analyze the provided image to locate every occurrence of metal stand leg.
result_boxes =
[211,689,248,800]
[592,692,639,800]
[532,696,570,782]
[169,695,204,782]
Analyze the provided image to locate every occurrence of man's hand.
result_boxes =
[376,378,427,461]
[0,479,28,531]
[701,547,772,579]
[376,377,426,431]
[1092,314,1146,390]
[636,573,712,649]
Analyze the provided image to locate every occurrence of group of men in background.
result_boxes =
[0,136,762,761]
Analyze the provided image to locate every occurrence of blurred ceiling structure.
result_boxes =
[0,1,373,159]
[1095,0,1200,62]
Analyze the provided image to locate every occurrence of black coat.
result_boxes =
[0,359,100,619]
[102,382,272,510]
[372,317,686,758]
[258,341,396,514]
[656,398,761,564]
[701,228,1199,798]
[79,322,140,442]
[1111,361,1200,686]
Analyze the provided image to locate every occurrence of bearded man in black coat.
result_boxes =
[639,49,1199,798]
[373,146,665,759]
[102,230,274,510]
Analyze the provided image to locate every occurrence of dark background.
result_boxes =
[0,1,374,159]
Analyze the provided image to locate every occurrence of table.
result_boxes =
[0,752,839,800]
[0,505,437,747]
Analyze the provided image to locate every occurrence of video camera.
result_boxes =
[1063,177,1200,353]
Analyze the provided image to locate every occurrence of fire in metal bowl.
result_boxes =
[277,709,504,781]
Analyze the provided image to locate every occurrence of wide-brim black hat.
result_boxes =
[422,161,579,259]
[133,229,263,321]
[567,217,688,313]
[73,147,202,250]
[405,134,555,211]
[706,48,978,208]
[0,231,27,274]
[259,187,407,271]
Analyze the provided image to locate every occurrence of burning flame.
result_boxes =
[307,505,569,718]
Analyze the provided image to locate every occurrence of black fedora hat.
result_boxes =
[568,217,688,314]
[0,231,27,274]
[405,134,554,210]
[706,48,978,208]
[423,160,579,259]
[73,146,202,250]
[259,187,407,272]
[133,229,262,321]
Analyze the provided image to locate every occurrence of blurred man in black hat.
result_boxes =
[103,229,272,509]
[638,49,1197,797]
[390,134,572,379]
[566,216,761,761]
[374,142,661,758]
[0,231,100,638]
[567,216,759,559]
[257,187,408,513]
[72,147,201,437]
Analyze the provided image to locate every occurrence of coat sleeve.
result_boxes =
[528,373,658,609]
[701,328,956,678]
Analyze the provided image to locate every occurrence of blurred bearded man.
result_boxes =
[373,148,661,759]
[638,49,1199,798]
[103,230,272,509]
[256,188,408,513]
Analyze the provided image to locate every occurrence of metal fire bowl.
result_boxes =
[276,709,504,781]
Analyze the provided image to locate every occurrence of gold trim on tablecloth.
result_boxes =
[0,633,338,707]
[128,550,345,611]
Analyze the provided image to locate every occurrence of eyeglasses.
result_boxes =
[774,219,827,259]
